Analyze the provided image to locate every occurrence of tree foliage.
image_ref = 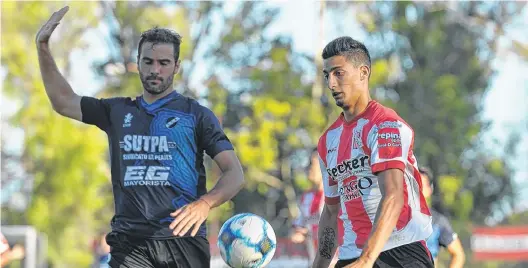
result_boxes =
[1,2,112,267]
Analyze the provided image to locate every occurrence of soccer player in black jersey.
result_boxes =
[36,6,245,268]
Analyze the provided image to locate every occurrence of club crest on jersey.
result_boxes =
[165,117,180,129]
[123,113,133,128]
[327,155,370,182]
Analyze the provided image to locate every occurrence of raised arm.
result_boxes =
[36,6,82,121]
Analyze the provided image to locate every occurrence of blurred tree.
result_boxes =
[1,2,113,267]
[512,41,528,61]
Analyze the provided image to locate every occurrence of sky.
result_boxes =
[2,2,527,213]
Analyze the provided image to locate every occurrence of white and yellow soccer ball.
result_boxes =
[217,213,277,268]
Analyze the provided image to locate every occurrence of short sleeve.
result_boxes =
[80,96,114,132]
[320,155,340,205]
[198,107,234,158]
[367,120,413,174]
[438,216,457,247]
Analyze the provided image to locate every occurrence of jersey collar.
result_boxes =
[138,91,180,113]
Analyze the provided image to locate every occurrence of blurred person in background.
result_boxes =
[290,148,338,266]
[36,6,244,268]
[91,232,111,268]
[419,167,465,268]
[312,36,433,268]
[0,232,25,267]
[290,149,325,261]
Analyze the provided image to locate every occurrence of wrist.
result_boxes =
[36,42,49,50]
[199,196,213,208]
[359,252,375,266]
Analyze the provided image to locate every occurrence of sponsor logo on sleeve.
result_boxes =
[377,126,402,159]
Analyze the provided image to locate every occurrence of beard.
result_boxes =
[140,73,174,95]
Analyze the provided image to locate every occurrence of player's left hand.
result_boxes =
[169,199,211,237]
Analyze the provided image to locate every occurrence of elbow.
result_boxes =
[234,166,245,191]
[53,105,68,117]
[51,102,65,116]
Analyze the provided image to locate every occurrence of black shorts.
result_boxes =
[335,241,434,268]
[105,232,210,268]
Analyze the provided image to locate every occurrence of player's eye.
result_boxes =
[335,70,345,77]
[323,73,329,80]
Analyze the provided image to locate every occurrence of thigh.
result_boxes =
[148,236,211,268]
[106,232,155,268]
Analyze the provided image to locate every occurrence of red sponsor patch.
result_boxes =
[377,128,402,159]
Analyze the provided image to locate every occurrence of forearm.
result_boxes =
[360,193,404,264]
[200,166,244,208]
[449,255,465,268]
[37,43,77,112]
[312,207,338,268]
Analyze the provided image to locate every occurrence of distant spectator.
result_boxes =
[92,232,111,268]
[1,232,25,267]
[420,166,465,268]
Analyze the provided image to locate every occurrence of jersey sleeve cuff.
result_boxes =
[206,140,235,158]
[371,160,405,174]
[325,196,340,205]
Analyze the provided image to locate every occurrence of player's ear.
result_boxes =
[360,65,370,81]
[174,59,181,75]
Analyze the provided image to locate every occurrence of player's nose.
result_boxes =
[327,75,337,91]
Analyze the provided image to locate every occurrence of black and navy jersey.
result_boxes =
[425,209,458,259]
[81,91,233,239]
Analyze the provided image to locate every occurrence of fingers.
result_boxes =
[169,207,184,218]
[36,6,69,43]
[190,218,205,237]
[178,218,196,237]
[168,207,186,229]
[51,6,69,22]
[171,214,192,236]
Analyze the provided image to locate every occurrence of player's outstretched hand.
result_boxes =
[169,199,211,237]
[36,6,69,45]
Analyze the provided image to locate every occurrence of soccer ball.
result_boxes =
[217,213,277,268]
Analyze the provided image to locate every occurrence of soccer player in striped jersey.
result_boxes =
[312,37,434,268]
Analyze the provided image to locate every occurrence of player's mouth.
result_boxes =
[332,92,343,99]
[148,79,162,85]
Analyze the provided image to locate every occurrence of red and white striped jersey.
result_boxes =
[317,101,433,260]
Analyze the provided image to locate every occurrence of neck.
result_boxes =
[142,89,174,104]
[343,91,371,122]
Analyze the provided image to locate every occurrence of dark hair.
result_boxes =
[322,36,371,76]
[418,166,433,178]
[418,166,434,189]
[137,27,182,61]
